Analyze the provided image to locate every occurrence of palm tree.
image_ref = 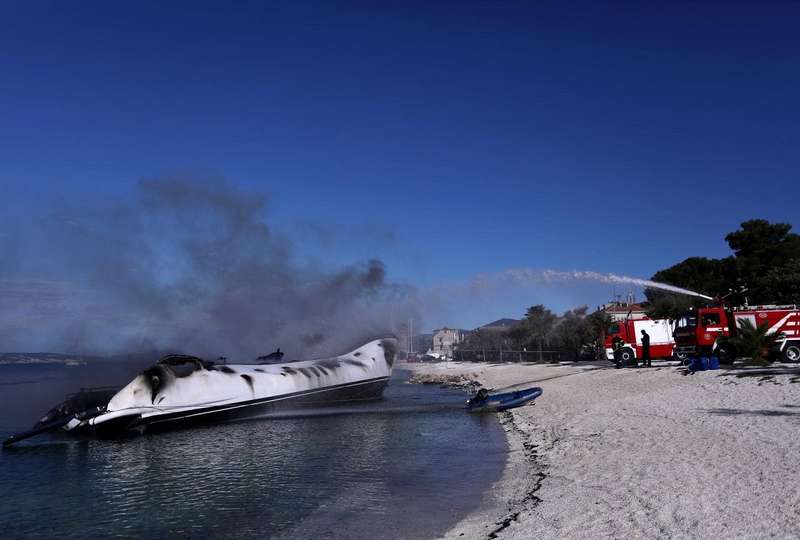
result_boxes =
[730,319,780,365]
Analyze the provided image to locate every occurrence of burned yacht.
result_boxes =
[3,338,396,446]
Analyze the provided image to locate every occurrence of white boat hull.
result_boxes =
[91,338,396,435]
[3,338,396,445]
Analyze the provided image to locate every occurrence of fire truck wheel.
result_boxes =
[783,344,800,363]
[716,345,735,365]
[618,348,635,365]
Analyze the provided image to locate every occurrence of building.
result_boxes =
[431,327,464,359]
[599,302,648,321]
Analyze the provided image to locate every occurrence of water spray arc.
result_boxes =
[493,269,714,300]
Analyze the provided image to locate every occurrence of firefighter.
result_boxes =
[611,335,624,368]
[641,329,651,367]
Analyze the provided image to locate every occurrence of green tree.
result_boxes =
[760,258,800,305]
[726,219,800,263]
[458,328,507,351]
[586,310,612,341]
[585,309,614,359]
[650,256,736,300]
[729,319,781,365]
[550,306,592,360]
[648,220,800,311]
[645,292,700,320]
[726,220,800,304]
[508,304,557,351]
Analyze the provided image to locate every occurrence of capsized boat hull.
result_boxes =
[3,338,396,446]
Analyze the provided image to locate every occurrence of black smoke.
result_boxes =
[0,176,416,359]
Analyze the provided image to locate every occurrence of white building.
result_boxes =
[431,327,463,359]
[599,302,649,322]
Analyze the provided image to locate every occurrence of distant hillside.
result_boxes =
[0,352,91,366]
[478,318,520,330]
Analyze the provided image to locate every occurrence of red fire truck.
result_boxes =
[673,304,800,363]
[605,318,676,364]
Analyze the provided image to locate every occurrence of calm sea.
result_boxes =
[0,363,506,539]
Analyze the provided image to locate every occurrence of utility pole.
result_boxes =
[408,318,413,354]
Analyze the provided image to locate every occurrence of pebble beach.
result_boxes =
[406,360,800,539]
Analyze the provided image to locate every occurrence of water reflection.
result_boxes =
[0,370,507,539]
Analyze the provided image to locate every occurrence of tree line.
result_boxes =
[647,219,800,319]
[455,305,612,361]
[452,219,800,362]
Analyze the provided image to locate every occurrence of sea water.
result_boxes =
[0,364,506,539]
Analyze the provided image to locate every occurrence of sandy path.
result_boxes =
[404,360,800,539]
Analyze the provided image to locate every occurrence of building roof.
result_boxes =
[432,327,469,334]
[601,303,647,314]
[598,302,650,321]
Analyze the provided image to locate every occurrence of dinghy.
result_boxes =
[466,386,543,413]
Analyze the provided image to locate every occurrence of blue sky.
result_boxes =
[2,1,799,331]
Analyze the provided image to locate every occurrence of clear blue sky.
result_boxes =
[2,1,799,331]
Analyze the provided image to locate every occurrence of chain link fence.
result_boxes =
[452,348,580,363]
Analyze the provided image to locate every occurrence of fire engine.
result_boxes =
[605,318,675,364]
[673,304,800,363]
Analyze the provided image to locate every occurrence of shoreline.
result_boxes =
[403,359,800,539]
[404,361,566,539]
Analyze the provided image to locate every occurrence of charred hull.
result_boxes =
[4,338,396,446]
[130,376,389,435]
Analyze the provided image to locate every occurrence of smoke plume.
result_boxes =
[0,176,416,359]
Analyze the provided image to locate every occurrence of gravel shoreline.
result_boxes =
[405,362,558,539]
[403,360,800,539]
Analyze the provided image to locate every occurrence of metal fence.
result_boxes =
[452,349,577,363]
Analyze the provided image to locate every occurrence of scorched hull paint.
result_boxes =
[4,338,396,445]
[111,376,390,436]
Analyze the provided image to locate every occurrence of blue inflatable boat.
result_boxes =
[466,386,543,413]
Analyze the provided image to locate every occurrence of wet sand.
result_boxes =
[405,360,800,539]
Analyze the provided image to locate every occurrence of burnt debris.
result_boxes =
[256,349,284,364]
